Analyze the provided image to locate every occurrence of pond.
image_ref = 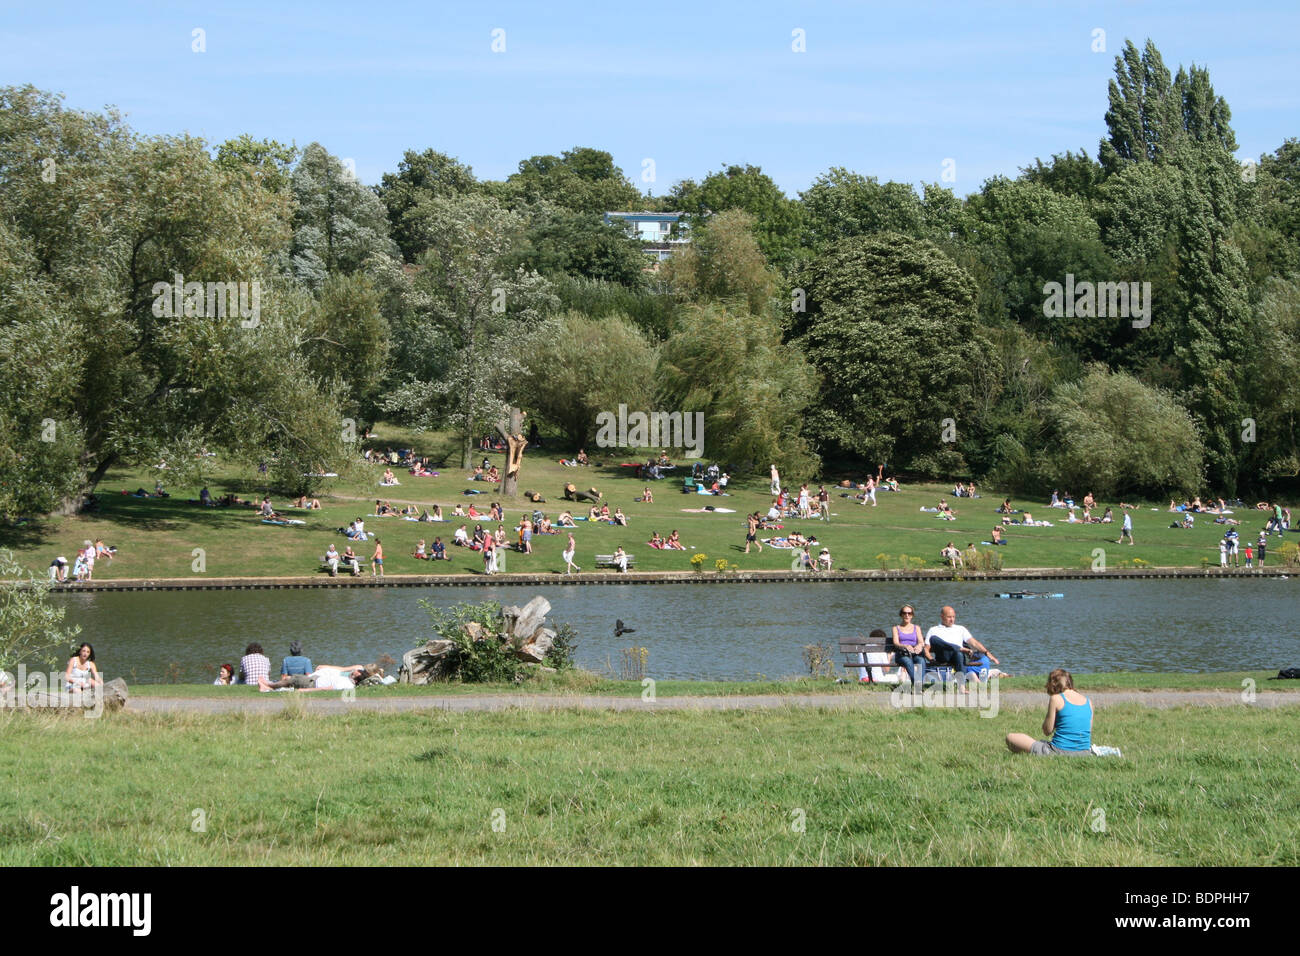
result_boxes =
[52,578,1300,683]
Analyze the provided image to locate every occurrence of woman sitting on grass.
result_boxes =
[637,487,654,503]
[556,510,576,527]
[648,531,664,549]
[65,643,102,692]
[664,529,686,550]
[1005,668,1093,756]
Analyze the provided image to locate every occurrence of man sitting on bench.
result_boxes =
[924,605,996,684]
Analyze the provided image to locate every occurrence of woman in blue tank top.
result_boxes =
[1005,668,1094,756]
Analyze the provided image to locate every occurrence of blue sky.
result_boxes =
[4,1,1295,197]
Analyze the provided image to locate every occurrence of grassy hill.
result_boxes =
[3,423,1294,579]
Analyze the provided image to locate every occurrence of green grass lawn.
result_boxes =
[2,701,1296,865]
[3,422,1295,578]
[122,670,1290,698]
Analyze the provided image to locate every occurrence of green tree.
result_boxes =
[0,87,350,509]
[516,312,658,450]
[800,169,954,250]
[382,194,557,468]
[300,273,391,420]
[510,209,649,287]
[662,209,778,314]
[1020,149,1106,204]
[669,164,804,270]
[1100,39,1236,173]
[289,142,398,287]
[376,147,479,261]
[215,134,297,195]
[957,177,1118,360]
[793,233,992,474]
[1042,367,1204,498]
[657,304,819,476]
[498,147,641,216]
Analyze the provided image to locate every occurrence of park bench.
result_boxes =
[839,635,954,684]
[594,553,636,571]
[320,555,369,576]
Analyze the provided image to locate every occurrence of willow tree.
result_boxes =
[0,86,350,515]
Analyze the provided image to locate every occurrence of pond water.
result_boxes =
[52,578,1300,683]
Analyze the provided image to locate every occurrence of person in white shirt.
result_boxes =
[924,606,996,683]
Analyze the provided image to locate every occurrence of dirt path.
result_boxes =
[126,689,1300,716]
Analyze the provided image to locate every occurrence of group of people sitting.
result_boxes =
[871,604,1007,687]
[49,540,116,583]
[217,641,390,692]
[559,449,590,467]
[646,529,686,550]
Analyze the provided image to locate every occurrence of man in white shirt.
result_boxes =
[925,606,995,682]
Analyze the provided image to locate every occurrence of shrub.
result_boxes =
[802,642,836,678]
[419,599,578,682]
[620,646,649,681]
[0,549,81,674]
[691,553,707,571]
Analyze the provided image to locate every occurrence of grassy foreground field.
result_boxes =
[2,701,1296,865]
[5,423,1296,578]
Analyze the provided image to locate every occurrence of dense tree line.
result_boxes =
[2,38,1297,520]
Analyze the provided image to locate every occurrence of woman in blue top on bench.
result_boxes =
[1006,668,1093,756]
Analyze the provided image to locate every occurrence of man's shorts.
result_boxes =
[1029,740,1093,757]
[285,674,315,689]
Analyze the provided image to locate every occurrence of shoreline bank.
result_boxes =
[28,565,1295,591]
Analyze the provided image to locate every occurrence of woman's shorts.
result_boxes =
[1030,740,1093,757]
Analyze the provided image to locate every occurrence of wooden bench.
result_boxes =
[320,556,369,576]
[594,553,636,571]
[839,636,954,684]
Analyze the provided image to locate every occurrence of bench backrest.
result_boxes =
[840,636,898,683]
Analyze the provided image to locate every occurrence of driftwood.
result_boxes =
[398,594,557,682]
[1,677,129,713]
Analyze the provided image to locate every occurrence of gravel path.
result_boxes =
[125,688,1300,715]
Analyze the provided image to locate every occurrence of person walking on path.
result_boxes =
[1116,511,1134,545]
[562,532,580,574]
[371,539,384,577]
